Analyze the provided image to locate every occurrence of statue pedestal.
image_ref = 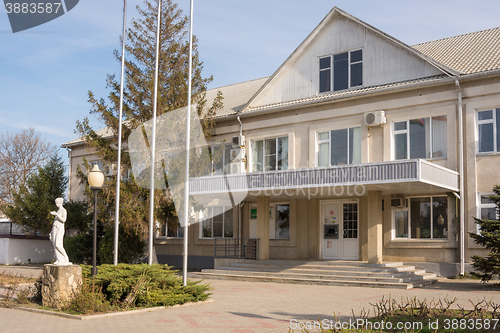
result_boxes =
[42,264,82,309]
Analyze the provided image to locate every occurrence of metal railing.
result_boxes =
[189,159,459,194]
[0,221,46,237]
[214,238,259,260]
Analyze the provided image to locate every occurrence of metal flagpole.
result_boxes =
[148,0,162,265]
[183,0,194,286]
[114,0,127,266]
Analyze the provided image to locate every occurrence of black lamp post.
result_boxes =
[88,165,104,276]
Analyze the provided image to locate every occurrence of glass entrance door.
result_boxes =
[321,200,359,260]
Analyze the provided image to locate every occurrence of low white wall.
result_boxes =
[0,237,54,265]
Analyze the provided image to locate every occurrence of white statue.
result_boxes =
[49,198,71,265]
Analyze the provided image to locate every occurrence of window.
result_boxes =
[393,116,447,160]
[157,218,183,238]
[393,196,448,239]
[201,206,233,238]
[477,108,500,153]
[273,204,290,239]
[209,143,232,175]
[319,49,363,93]
[91,160,112,175]
[317,127,361,166]
[251,137,288,172]
[477,194,499,233]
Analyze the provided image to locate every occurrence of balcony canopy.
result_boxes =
[189,159,458,200]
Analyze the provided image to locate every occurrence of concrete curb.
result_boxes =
[14,299,214,320]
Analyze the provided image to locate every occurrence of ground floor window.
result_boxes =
[156,218,183,238]
[477,193,499,233]
[201,206,233,238]
[393,196,448,239]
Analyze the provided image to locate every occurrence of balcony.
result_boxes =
[189,159,459,198]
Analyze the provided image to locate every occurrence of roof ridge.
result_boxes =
[412,26,500,47]
[207,76,269,91]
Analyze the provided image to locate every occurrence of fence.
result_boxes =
[214,238,259,260]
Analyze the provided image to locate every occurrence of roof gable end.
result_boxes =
[243,7,457,111]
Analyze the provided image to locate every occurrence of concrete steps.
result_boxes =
[188,260,441,289]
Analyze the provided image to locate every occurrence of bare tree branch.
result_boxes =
[0,128,56,205]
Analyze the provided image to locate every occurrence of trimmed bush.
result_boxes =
[81,264,210,308]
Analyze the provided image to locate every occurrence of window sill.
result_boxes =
[393,157,447,162]
[476,151,500,157]
[200,237,234,240]
[317,85,365,95]
[391,238,448,242]
[155,236,183,239]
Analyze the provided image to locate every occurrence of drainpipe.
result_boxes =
[236,116,245,254]
[65,147,71,201]
[237,116,243,137]
[239,202,245,256]
[455,79,465,276]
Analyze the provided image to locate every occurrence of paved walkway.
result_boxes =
[1,266,500,332]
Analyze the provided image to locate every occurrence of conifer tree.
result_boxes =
[3,154,67,235]
[470,185,500,282]
[75,0,223,238]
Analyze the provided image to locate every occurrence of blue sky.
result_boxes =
[1,0,500,160]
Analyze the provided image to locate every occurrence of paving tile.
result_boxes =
[2,267,500,332]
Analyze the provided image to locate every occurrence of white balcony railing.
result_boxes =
[189,159,458,195]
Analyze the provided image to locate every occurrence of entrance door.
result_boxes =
[321,200,359,260]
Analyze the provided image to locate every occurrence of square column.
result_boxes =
[367,191,383,264]
[256,196,270,260]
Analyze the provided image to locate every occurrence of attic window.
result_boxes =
[319,49,363,93]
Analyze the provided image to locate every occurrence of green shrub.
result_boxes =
[64,232,93,264]
[81,264,211,308]
[98,225,145,264]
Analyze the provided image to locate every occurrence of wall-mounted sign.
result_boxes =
[250,208,257,219]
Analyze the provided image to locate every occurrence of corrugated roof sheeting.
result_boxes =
[413,27,500,74]
[62,127,116,147]
[205,77,269,117]
[240,75,449,115]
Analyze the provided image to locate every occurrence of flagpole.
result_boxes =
[183,0,194,286]
[114,0,127,266]
[148,0,162,265]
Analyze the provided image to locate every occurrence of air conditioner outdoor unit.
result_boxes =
[390,198,407,208]
[364,110,386,127]
[232,135,245,148]
[230,148,245,161]
[230,161,245,174]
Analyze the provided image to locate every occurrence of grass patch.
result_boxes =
[0,272,36,286]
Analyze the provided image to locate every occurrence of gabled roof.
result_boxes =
[413,27,500,74]
[205,77,269,118]
[239,75,450,116]
[61,127,115,148]
[241,7,459,113]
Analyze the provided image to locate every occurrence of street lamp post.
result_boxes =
[88,165,104,276]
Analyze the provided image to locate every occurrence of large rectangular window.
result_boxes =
[477,108,500,153]
[317,127,361,166]
[251,136,288,172]
[393,116,447,160]
[201,206,233,238]
[393,196,448,239]
[319,49,363,93]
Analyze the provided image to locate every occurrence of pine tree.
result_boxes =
[470,185,500,282]
[74,0,223,239]
[3,154,67,235]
